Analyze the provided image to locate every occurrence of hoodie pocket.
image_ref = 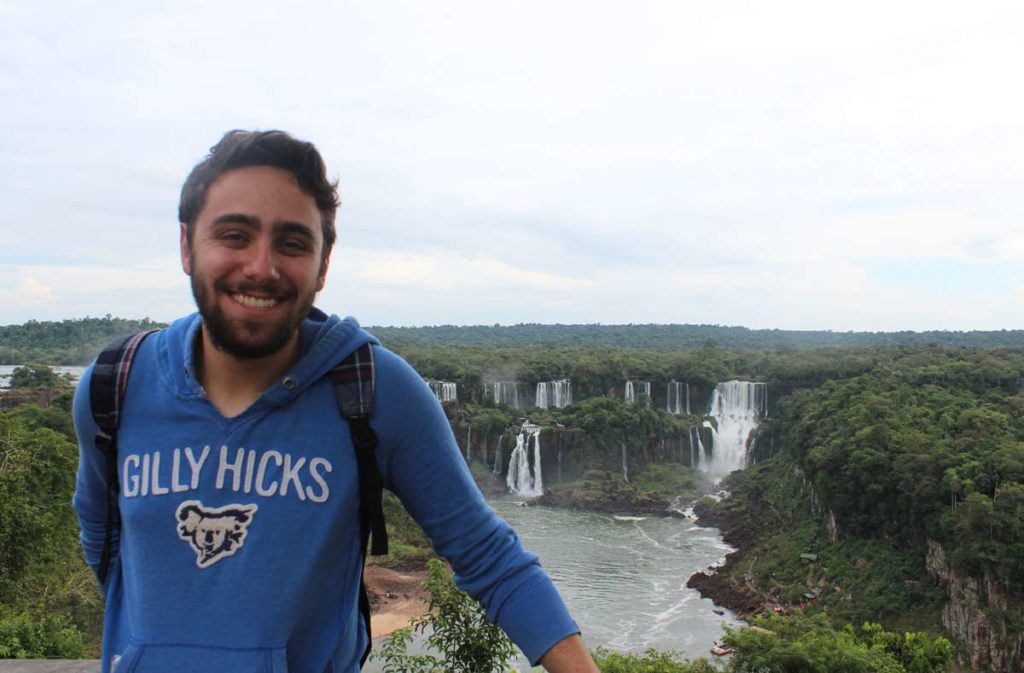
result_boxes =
[113,642,289,673]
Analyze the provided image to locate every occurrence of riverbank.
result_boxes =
[366,560,430,640]
[685,494,764,616]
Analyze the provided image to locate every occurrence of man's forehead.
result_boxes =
[200,165,320,226]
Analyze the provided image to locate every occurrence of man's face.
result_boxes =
[181,165,330,360]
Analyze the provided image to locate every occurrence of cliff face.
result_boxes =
[926,541,1024,673]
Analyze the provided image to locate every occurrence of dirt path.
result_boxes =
[364,564,430,640]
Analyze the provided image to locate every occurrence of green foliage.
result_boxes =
[630,463,703,501]
[0,405,100,654]
[544,463,704,513]
[0,610,86,658]
[724,613,952,673]
[593,648,716,672]
[369,323,1024,350]
[777,348,1024,595]
[373,559,517,673]
[377,491,431,559]
[704,456,947,629]
[0,316,165,365]
[8,364,74,390]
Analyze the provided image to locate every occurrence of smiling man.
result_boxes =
[73,130,599,673]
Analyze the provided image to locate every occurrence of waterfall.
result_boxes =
[666,381,688,415]
[624,381,650,406]
[535,379,572,409]
[429,380,458,402]
[701,381,767,480]
[488,381,521,408]
[506,423,543,496]
[621,441,629,483]
[493,433,505,474]
[689,425,705,470]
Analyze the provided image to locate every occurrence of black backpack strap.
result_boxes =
[89,330,155,585]
[328,341,387,666]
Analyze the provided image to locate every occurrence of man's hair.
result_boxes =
[179,130,339,257]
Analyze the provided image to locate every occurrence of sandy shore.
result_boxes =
[365,564,430,640]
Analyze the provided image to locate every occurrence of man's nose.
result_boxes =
[243,240,281,280]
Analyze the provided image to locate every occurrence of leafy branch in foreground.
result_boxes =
[372,558,517,673]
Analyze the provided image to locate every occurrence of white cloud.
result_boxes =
[0,276,58,307]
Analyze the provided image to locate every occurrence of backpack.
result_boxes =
[90,331,388,666]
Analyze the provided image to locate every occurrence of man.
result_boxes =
[73,130,600,673]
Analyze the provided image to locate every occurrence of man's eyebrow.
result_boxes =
[211,213,260,228]
[272,221,316,240]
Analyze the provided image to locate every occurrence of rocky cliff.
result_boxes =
[926,541,1024,673]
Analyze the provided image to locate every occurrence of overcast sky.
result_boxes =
[1,0,1021,331]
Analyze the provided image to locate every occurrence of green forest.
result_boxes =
[1,317,1021,671]
[3,317,1024,364]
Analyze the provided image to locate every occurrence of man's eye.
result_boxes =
[280,239,310,254]
[221,231,247,244]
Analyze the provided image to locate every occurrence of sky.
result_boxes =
[1,0,1022,331]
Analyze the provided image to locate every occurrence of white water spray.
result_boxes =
[507,423,543,496]
[702,381,767,480]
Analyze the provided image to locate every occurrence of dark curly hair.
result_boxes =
[179,130,339,259]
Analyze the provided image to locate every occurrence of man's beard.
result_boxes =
[190,273,316,360]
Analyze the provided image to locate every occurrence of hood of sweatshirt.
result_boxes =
[157,307,378,406]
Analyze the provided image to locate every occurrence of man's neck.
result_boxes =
[194,328,301,418]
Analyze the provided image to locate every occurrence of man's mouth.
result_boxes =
[231,293,282,310]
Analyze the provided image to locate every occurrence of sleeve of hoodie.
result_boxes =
[371,346,579,665]
[71,362,116,585]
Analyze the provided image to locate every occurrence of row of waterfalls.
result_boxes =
[430,378,693,413]
[428,381,458,402]
[506,380,768,496]
[481,380,573,409]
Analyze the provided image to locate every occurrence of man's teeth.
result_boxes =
[233,294,279,309]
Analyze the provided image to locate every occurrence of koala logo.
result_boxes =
[175,500,258,568]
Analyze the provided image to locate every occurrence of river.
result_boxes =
[0,365,86,388]
[366,495,740,671]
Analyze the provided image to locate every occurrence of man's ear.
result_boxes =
[180,223,192,275]
[316,248,332,292]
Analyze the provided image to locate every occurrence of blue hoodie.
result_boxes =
[73,309,578,673]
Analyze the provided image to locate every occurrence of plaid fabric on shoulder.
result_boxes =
[91,329,157,434]
[328,342,376,419]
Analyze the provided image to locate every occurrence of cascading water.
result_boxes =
[702,381,767,480]
[535,380,572,409]
[488,381,521,408]
[666,381,689,415]
[689,425,705,470]
[507,423,543,496]
[621,441,629,483]
[493,433,505,474]
[429,381,457,402]
[624,381,650,405]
